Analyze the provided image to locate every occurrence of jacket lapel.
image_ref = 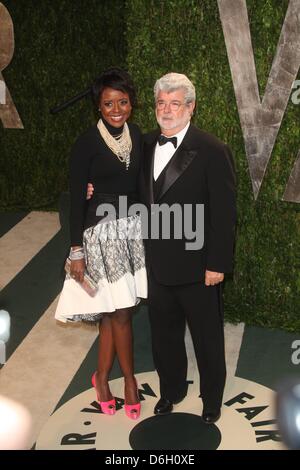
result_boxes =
[143,124,199,203]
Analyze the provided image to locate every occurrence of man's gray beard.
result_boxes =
[156,113,190,133]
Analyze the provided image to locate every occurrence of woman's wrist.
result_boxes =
[69,246,85,260]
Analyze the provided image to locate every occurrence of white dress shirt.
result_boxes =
[153,122,191,181]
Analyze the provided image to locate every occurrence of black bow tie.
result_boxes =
[158,134,177,148]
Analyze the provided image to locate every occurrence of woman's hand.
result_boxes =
[70,258,85,283]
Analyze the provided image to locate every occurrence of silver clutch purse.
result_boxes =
[64,258,99,297]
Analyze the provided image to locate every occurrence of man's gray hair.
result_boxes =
[154,73,196,103]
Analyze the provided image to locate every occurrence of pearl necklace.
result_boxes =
[97,119,132,170]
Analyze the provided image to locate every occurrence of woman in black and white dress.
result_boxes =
[55,68,147,419]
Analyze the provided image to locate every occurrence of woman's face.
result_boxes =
[99,87,132,128]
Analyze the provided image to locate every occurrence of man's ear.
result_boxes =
[189,101,196,116]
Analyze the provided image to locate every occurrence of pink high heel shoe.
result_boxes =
[91,372,116,415]
[124,378,141,420]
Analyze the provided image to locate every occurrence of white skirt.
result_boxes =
[55,214,147,323]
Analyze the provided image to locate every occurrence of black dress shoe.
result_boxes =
[202,409,221,424]
[154,398,173,415]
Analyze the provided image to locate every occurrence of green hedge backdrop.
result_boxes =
[0,0,126,208]
[0,0,299,331]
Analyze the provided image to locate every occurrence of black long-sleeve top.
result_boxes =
[69,121,143,246]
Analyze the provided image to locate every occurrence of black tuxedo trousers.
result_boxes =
[148,271,226,410]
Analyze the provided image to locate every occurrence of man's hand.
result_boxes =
[205,270,224,286]
[86,183,94,200]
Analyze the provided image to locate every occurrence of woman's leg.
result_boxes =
[95,314,116,401]
[111,307,139,405]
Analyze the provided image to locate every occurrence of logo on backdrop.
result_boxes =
[218,0,300,202]
[36,372,283,450]
[0,2,23,129]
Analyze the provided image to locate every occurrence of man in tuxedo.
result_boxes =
[139,73,236,423]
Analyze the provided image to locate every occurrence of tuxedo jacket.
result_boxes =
[139,124,237,286]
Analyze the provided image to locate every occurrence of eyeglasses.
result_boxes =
[156,100,186,111]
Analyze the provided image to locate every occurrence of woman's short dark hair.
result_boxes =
[92,67,137,108]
